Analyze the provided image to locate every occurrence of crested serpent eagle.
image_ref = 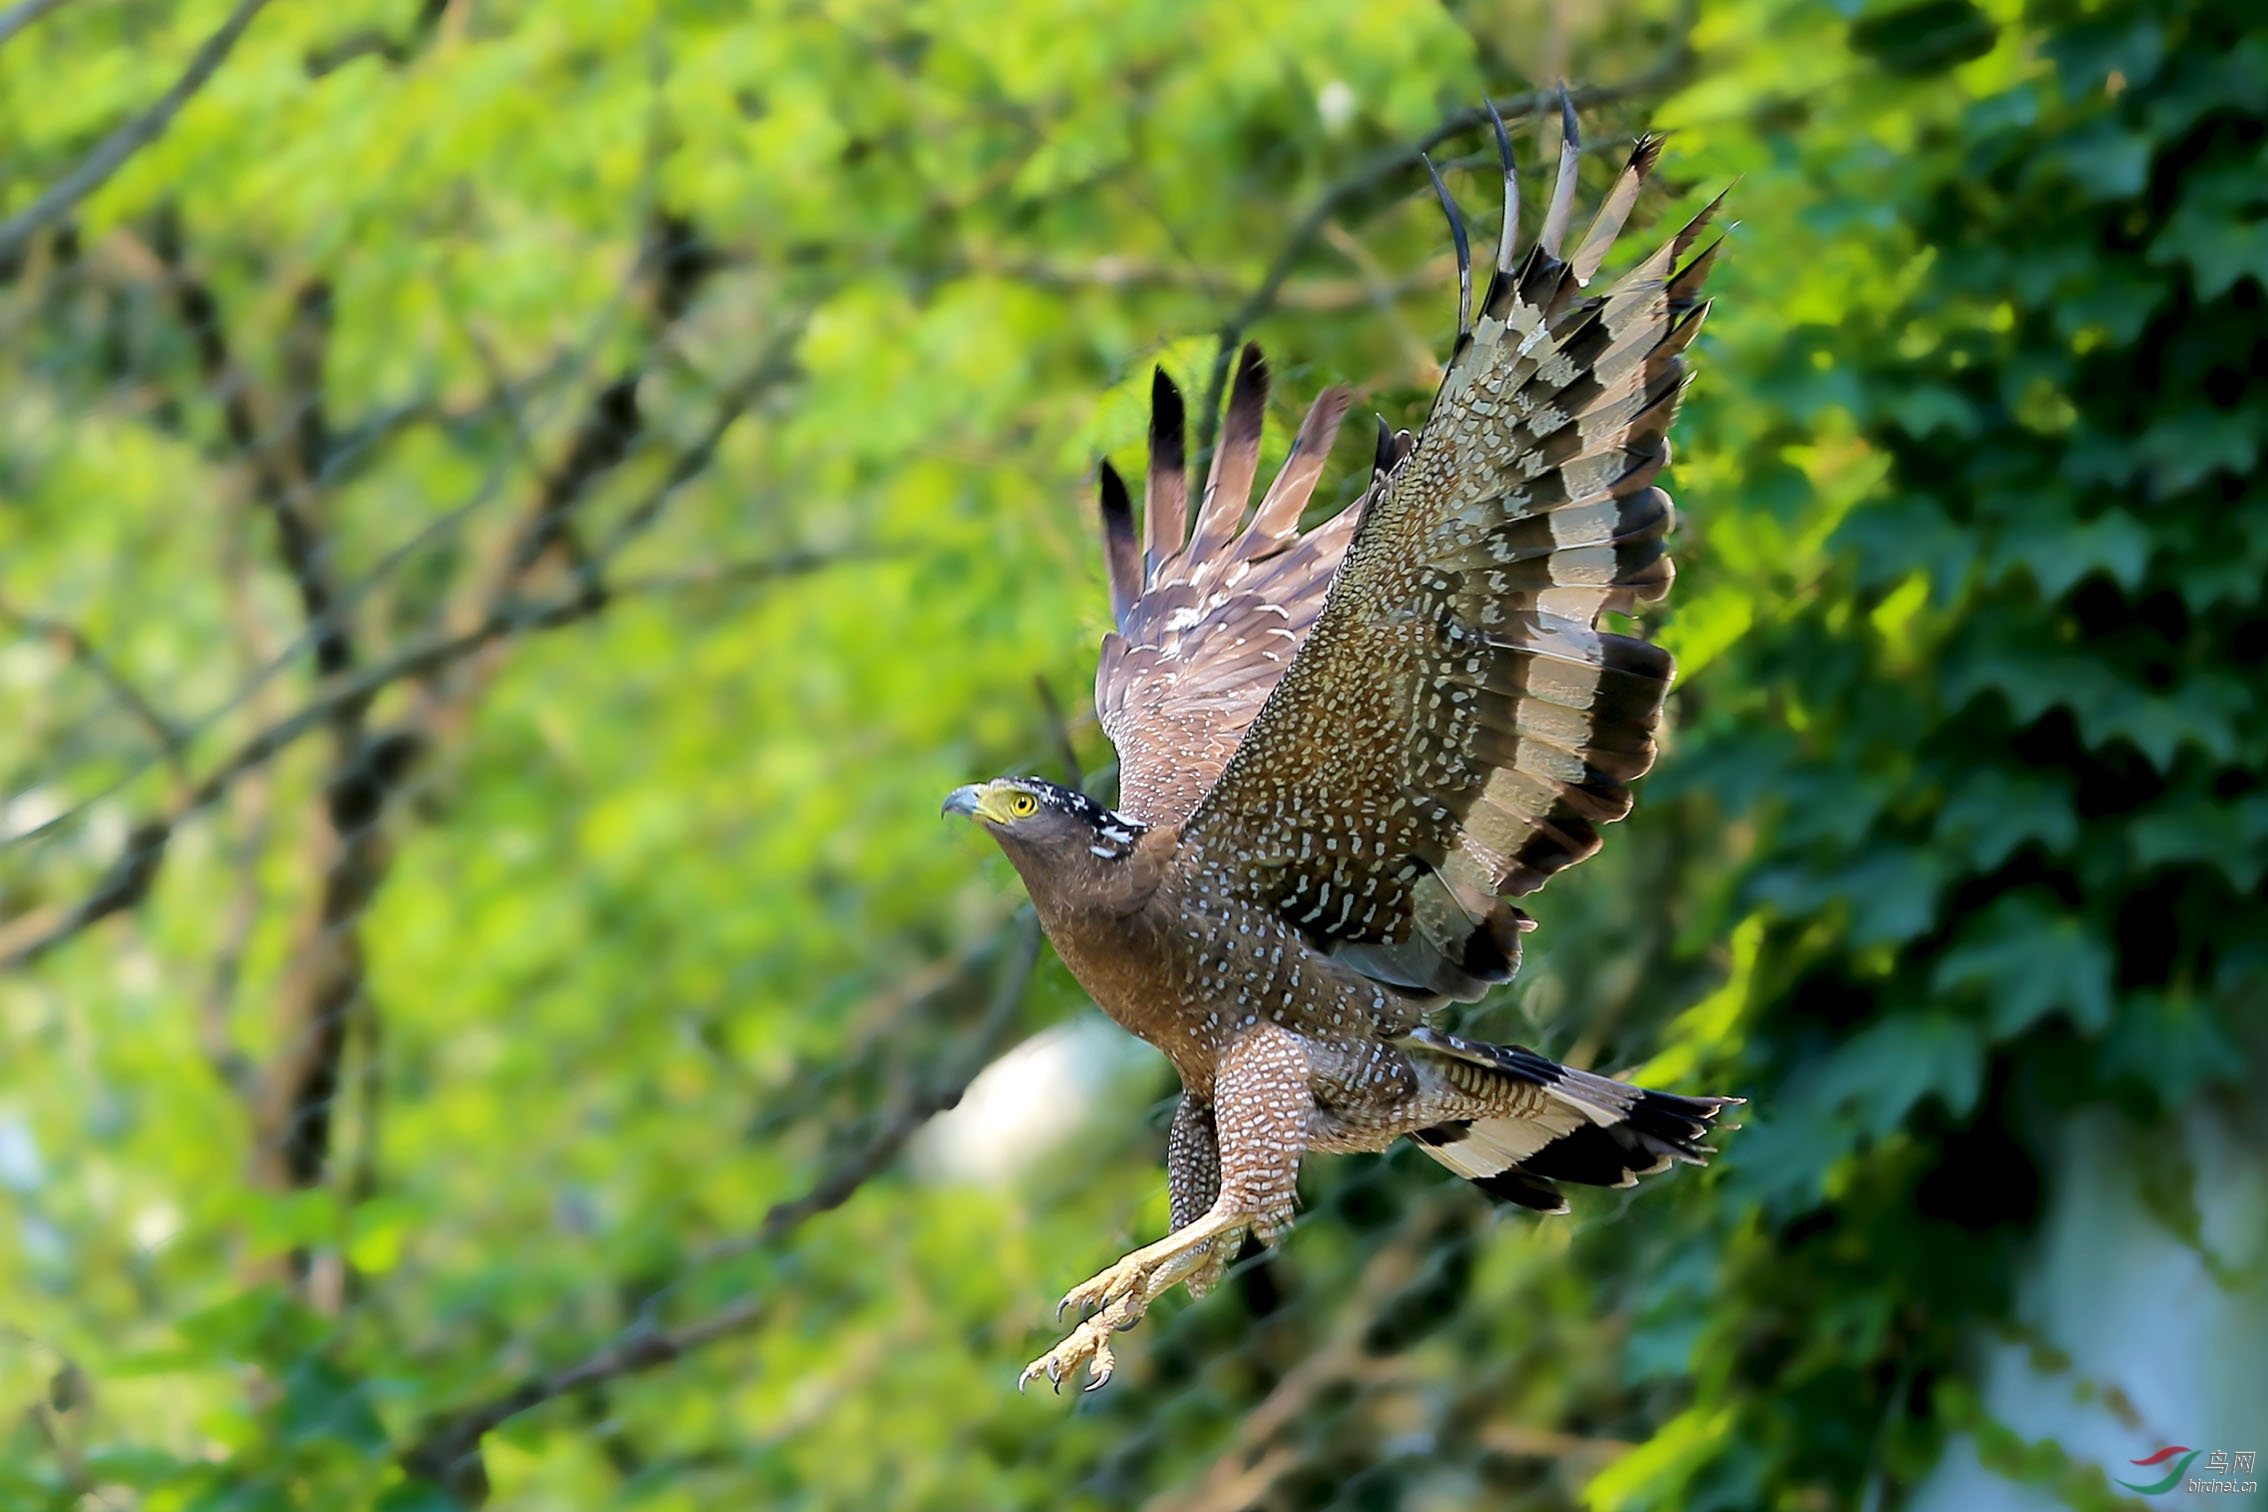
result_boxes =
[945,100,1739,1393]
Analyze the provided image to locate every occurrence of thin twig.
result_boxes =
[0,538,862,972]
[605,545,906,598]
[954,249,1445,309]
[399,1298,767,1503]
[0,0,275,263]
[1146,1209,1444,1512]
[694,910,1044,1267]
[1319,219,1444,385]
[591,324,807,563]
[403,913,1045,1502]
[1034,675,1083,790]
[443,306,548,477]
[0,215,729,860]
[155,219,356,680]
[197,767,268,1099]
[1191,60,1693,459]
[0,0,72,52]
[0,595,186,770]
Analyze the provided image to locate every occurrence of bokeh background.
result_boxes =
[2,0,2263,1508]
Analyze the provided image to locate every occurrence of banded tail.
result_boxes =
[1400,1027,1738,1212]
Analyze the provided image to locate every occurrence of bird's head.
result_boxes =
[942,777,1146,867]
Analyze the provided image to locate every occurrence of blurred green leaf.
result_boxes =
[1849,0,1997,75]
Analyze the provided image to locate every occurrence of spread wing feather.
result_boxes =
[1172,118,1722,1001]
[1094,348,1361,826]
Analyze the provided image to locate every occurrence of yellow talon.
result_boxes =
[1021,1209,1257,1395]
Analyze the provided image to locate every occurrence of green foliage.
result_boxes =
[1625,0,2268,1503]
[2,0,2261,1508]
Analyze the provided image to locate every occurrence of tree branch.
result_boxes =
[695,910,1044,1268]
[0,0,275,263]
[402,912,1046,1503]
[0,542,867,973]
[0,594,185,770]
[0,0,72,52]
[1034,674,1083,791]
[143,218,382,1219]
[604,545,907,599]
[1149,1200,1474,1512]
[0,263,691,860]
[301,0,448,78]
[2,227,802,863]
[156,222,355,679]
[410,225,766,752]
[1190,58,1695,459]
[198,769,270,1100]
[950,247,1450,309]
[401,1298,767,1505]
[590,325,807,564]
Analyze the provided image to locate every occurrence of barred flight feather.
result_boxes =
[977,102,1735,1394]
[1400,1027,1737,1211]
[1146,107,1722,1000]
[1094,346,1358,827]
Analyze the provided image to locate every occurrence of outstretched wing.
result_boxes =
[1177,109,1721,1000]
[1093,346,1368,827]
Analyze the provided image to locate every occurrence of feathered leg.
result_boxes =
[1019,1024,1310,1392]
[1166,1091,1229,1298]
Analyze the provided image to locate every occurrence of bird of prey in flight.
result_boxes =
[945,98,1737,1393]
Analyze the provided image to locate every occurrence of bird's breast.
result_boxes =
[1037,877,1412,1090]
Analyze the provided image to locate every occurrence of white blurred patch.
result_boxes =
[0,787,62,844]
[0,640,60,690]
[81,802,128,865]
[131,1201,181,1252]
[913,1014,1152,1186]
[0,1115,42,1191]
[1908,1104,2268,1511]
[1317,80,1356,135]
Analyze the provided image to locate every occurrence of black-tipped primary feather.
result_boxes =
[1183,343,1269,575]
[1422,152,1473,339]
[1144,369,1188,584]
[1243,385,1352,548]
[1177,95,1729,1003]
[1474,1168,1571,1213]
[1571,134,1663,285]
[1539,88,1582,259]
[1480,97,1520,316]
[1098,358,1365,824]
[1671,233,1727,303]
[1097,459,1140,629]
[1399,1031,1738,1201]
[1373,413,1396,478]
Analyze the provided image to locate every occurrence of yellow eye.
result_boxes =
[1007,791,1038,817]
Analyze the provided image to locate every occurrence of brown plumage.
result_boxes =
[945,101,1738,1394]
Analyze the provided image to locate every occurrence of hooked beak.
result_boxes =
[941,784,988,820]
